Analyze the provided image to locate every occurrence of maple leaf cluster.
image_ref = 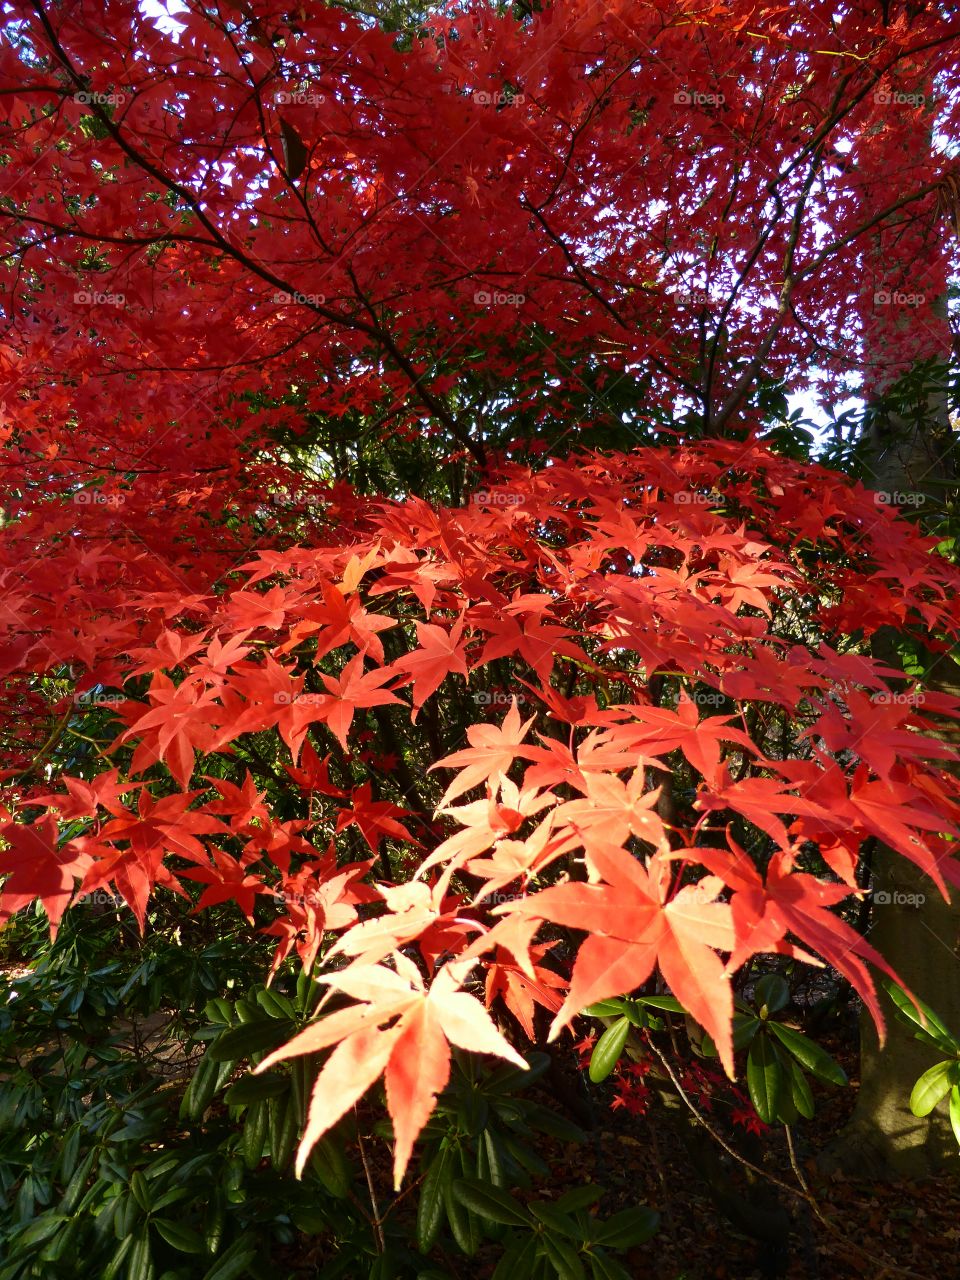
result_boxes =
[0,439,957,1184]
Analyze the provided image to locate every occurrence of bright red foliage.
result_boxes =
[0,0,958,1189]
[1,441,959,1183]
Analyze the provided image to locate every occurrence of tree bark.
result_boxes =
[823,314,960,1177]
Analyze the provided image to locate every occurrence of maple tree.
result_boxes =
[2,436,960,1192]
[0,0,958,1261]
[0,0,957,479]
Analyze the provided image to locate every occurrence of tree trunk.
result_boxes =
[823,315,960,1177]
[835,846,960,1177]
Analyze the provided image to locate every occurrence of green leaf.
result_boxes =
[529,1201,580,1239]
[204,1197,226,1255]
[153,1220,206,1254]
[241,1100,269,1169]
[310,1135,353,1199]
[58,1126,82,1183]
[38,1216,79,1264]
[254,986,296,1020]
[754,974,790,1015]
[732,1015,760,1051]
[270,1093,298,1171]
[201,1234,258,1280]
[909,1059,959,1118]
[786,1056,815,1120]
[746,1035,783,1124]
[912,1026,960,1053]
[950,1086,960,1147]
[555,1186,602,1215]
[126,1228,153,1280]
[492,1235,540,1280]
[60,1150,98,1213]
[179,1052,233,1121]
[589,1207,660,1249]
[417,1147,452,1253]
[476,1127,492,1183]
[115,1191,141,1239]
[452,1178,530,1228]
[766,1022,847,1086]
[588,1252,634,1280]
[776,1089,798,1126]
[502,1133,549,1179]
[202,1252,257,1280]
[588,1018,631,1084]
[101,1236,133,1280]
[581,1000,629,1018]
[224,1072,288,1106]
[634,995,684,1013]
[541,1233,586,1280]
[484,1129,507,1188]
[144,1155,181,1182]
[883,981,958,1052]
[698,1032,717,1059]
[130,1171,151,1213]
[203,997,234,1025]
[151,1187,190,1213]
[209,1020,288,1062]
[444,1179,481,1256]
[14,1214,70,1249]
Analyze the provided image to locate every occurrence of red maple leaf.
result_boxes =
[493,843,737,1075]
[335,783,420,853]
[0,816,90,936]
[483,941,567,1040]
[391,614,469,715]
[429,697,536,807]
[256,954,525,1188]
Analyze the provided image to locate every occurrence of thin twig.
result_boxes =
[784,1124,810,1195]
[355,1107,385,1253]
[646,1037,801,1199]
